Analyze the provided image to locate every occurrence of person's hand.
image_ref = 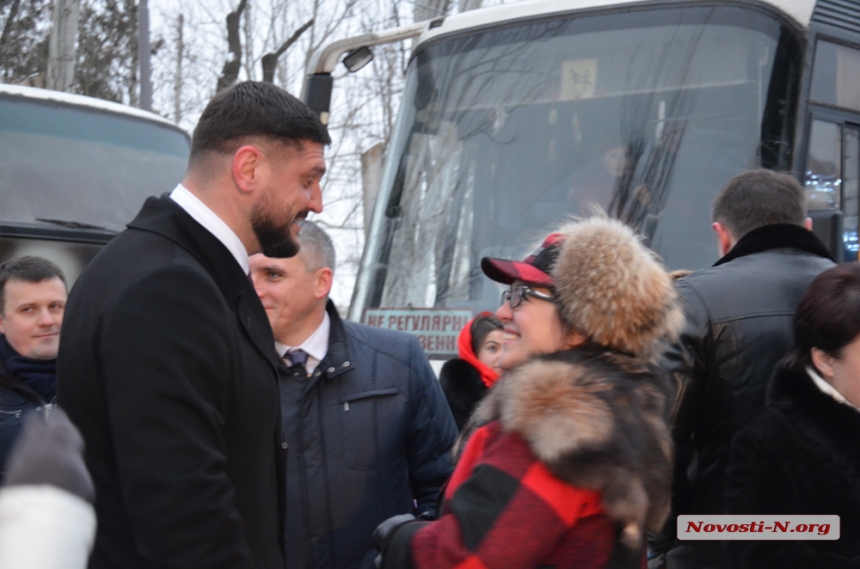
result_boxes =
[5,408,94,503]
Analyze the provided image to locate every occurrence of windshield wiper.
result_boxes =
[35,218,115,232]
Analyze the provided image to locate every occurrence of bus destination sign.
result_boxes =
[362,308,473,359]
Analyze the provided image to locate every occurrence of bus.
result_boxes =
[306,0,860,358]
[0,84,190,283]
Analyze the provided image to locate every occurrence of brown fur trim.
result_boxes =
[551,216,684,361]
[474,348,674,550]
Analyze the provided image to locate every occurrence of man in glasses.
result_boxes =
[481,233,583,371]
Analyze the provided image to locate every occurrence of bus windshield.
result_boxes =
[0,96,189,233]
[353,4,802,325]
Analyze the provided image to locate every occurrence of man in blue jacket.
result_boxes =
[249,221,457,569]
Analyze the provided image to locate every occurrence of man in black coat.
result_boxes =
[249,221,458,569]
[57,82,330,569]
[649,169,835,569]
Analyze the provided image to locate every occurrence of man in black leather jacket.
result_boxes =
[249,221,457,569]
[649,170,835,569]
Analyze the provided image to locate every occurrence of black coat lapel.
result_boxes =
[127,195,279,371]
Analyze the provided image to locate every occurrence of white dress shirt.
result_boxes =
[170,184,249,275]
[276,312,331,375]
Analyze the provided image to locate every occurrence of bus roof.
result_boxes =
[0,83,187,134]
[416,0,815,46]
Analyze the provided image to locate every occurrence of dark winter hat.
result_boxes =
[480,233,565,288]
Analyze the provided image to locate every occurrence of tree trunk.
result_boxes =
[174,13,183,123]
[46,0,79,92]
[216,0,247,92]
[138,0,152,110]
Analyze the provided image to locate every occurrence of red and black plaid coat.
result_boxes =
[380,348,674,569]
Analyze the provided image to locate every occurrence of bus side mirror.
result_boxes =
[808,209,844,262]
[343,47,374,73]
[301,73,334,125]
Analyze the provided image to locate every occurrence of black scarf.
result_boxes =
[0,334,56,402]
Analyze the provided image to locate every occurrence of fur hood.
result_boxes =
[469,346,674,550]
[551,216,684,362]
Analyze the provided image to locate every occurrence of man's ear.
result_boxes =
[811,347,835,381]
[0,313,5,335]
[804,216,813,231]
[314,267,334,300]
[232,145,265,195]
[712,221,735,257]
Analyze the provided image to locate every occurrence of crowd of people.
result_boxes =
[0,80,858,569]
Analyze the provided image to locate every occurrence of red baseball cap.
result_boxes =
[480,233,565,287]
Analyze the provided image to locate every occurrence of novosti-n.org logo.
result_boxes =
[678,515,839,540]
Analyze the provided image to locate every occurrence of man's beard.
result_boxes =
[251,201,304,258]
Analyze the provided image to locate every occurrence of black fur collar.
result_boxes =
[768,365,860,454]
[714,224,833,267]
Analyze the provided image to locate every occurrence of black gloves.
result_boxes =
[5,407,94,503]
[373,513,416,569]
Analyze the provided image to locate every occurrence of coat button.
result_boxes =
[327,367,335,373]
[343,361,350,367]
[281,442,288,450]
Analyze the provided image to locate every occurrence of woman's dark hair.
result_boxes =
[785,262,860,372]
[470,313,503,355]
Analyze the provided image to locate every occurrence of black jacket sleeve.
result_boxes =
[98,265,257,568]
[650,279,712,554]
[405,337,458,516]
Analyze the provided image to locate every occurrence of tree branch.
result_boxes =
[261,17,312,83]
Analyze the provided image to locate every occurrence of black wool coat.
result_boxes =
[725,365,860,569]
[58,196,285,569]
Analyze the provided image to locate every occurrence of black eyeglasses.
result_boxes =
[500,285,554,309]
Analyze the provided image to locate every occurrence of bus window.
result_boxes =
[0,87,190,283]
[805,119,841,209]
[810,40,860,113]
[844,127,860,260]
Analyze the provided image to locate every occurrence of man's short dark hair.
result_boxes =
[190,81,331,160]
[711,169,807,239]
[0,256,66,314]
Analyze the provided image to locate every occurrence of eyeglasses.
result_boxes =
[500,285,554,309]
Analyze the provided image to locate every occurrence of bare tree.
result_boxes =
[0,0,51,84]
[458,0,483,11]
[174,13,183,123]
[46,0,80,92]
[137,0,151,109]
[216,0,246,92]
[414,0,451,22]
[261,17,312,84]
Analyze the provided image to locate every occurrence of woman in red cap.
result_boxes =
[439,313,504,431]
[374,216,684,569]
